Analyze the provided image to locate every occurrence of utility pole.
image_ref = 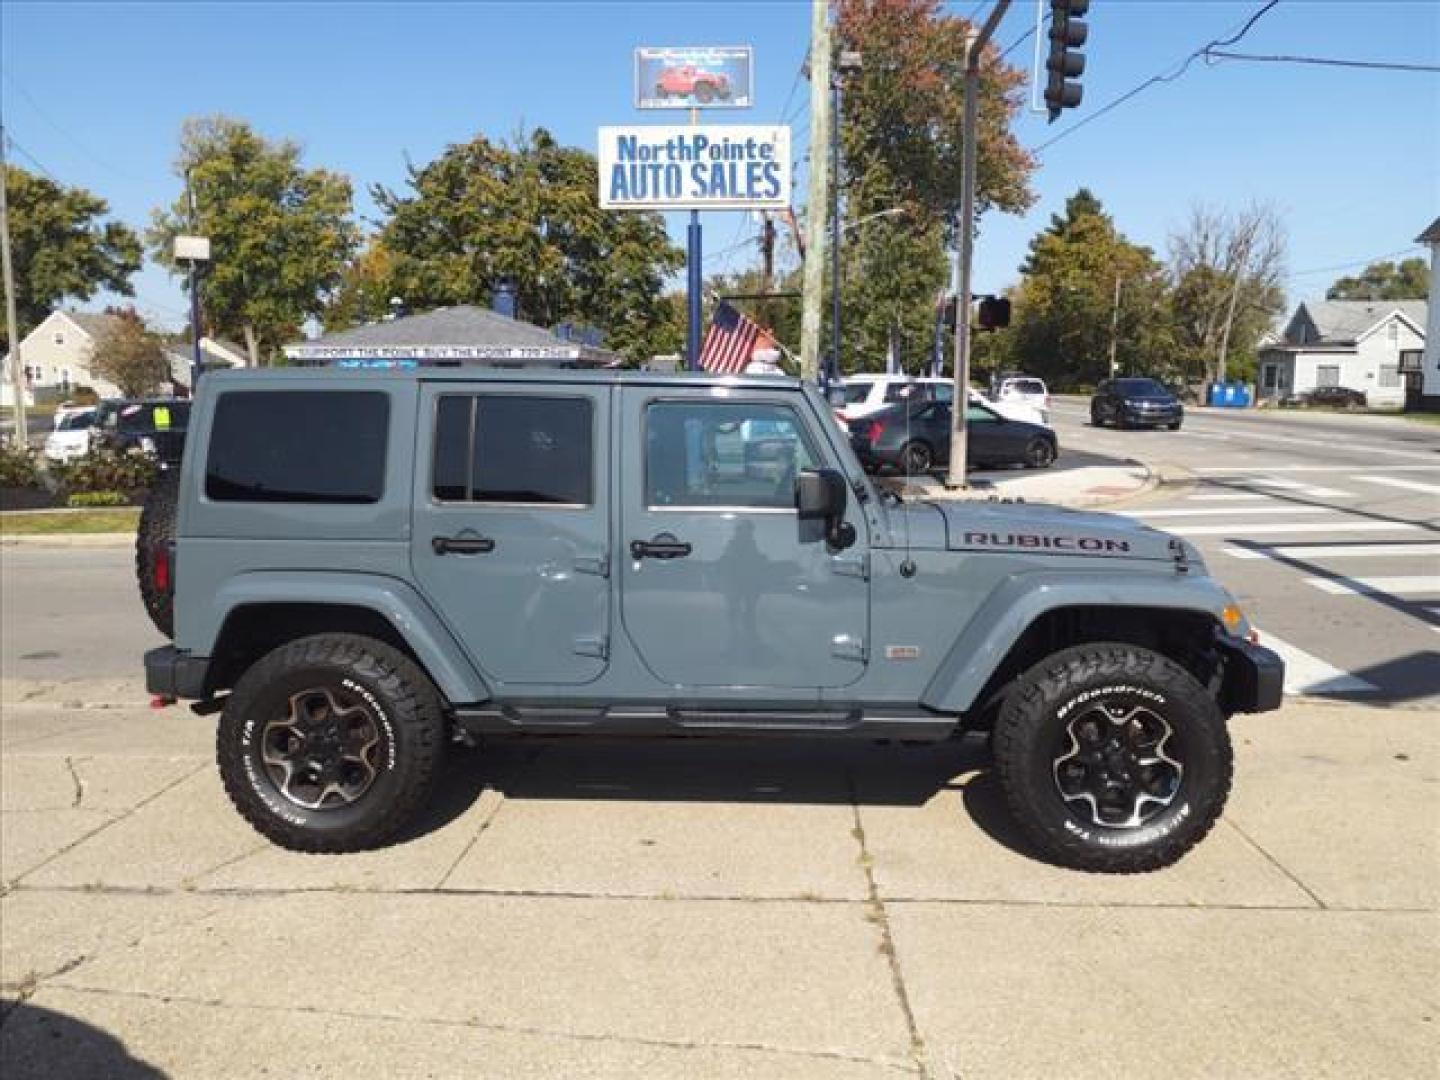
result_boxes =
[830,71,842,383]
[186,170,203,388]
[799,0,832,383]
[1108,273,1123,379]
[0,124,26,447]
[946,0,1010,488]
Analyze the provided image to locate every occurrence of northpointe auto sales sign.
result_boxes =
[598,125,790,211]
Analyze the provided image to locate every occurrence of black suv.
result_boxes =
[94,398,191,465]
[1091,378,1183,430]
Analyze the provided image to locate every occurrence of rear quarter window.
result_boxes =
[206,390,389,503]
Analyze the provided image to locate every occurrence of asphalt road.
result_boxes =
[1050,399,1440,706]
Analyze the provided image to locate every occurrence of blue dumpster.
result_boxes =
[1208,382,1252,408]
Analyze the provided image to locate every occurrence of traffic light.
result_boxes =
[1045,0,1089,122]
[976,296,1011,331]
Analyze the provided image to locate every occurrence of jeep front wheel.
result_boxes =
[992,643,1232,872]
[217,633,445,852]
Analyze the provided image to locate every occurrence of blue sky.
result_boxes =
[2,0,1436,335]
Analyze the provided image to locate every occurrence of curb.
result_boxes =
[1,533,134,548]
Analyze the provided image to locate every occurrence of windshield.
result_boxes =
[57,410,96,431]
[1006,379,1045,395]
[1115,378,1169,396]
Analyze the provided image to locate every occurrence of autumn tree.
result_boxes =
[0,165,141,350]
[1008,190,1173,387]
[1168,202,1286,385]
[832,0,1035,373]
[149,116,360,365]
[1326,257,1429,301]
[365,128,683,363]
[91,308,170,398]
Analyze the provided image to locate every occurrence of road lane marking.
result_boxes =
[1351,475,1440,496]
[1224,542,1440,560]
[1185,491,1270,501]
[1165,427,1436,460]
[1304,576,1440,597]
[1256,630,1378,695]
[1249,477,1354,498]
[1126,506,1332,519]
[1168,521,1419,536]
[1195,464,1440,474]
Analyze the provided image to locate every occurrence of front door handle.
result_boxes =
[630,534,692,560]
[432,534,495,556]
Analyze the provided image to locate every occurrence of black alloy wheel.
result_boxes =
[1024,437,1057,469]
[901,440,934,475]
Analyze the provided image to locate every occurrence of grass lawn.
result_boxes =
[1396,411,1440,426]
[0,508,140,535]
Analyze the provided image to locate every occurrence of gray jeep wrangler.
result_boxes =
[142,367,1282,872]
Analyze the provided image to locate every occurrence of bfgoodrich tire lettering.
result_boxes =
[218,633,445,852]
[993,643,1232,872]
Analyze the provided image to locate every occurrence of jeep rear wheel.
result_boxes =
[992,643,1232,872]
[218,634,445,852]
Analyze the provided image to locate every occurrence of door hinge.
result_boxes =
[833,553,870,580]
[573,552,610,578]
[573,634,609,660]
[830,634,867,662]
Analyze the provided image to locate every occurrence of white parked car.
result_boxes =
[837,375,1049,428]
[994,376,1051,423]
[43,408,97,462]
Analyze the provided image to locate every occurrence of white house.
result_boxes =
[2,309,244,408]
[1256,299,1428,409]
[1416,217,1440,409]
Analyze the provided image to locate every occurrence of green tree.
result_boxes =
[149,116,360,365]
[832,0,1036,375]
[367,128,683,364]
[90,307,170,397]
[1008,190,1173,388]
[0,165,140,350]
[1326,257,1429,301]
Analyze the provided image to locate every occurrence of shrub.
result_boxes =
[53,445,157,494]
[66,490,130,508]
[0,440,43,488]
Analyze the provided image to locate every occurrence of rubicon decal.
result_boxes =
[963,531,1131,553]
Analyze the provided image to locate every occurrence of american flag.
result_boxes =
[699,301,763,375]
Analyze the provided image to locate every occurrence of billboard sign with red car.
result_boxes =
[635,46,753,110]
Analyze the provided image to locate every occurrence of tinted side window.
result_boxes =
[433,394,592,505]
[207,391,389,503]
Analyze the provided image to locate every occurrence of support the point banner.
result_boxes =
[597,125,791,211]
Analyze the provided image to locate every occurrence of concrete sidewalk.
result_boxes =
[886,459,1153,509]
[2,682,1435,1078]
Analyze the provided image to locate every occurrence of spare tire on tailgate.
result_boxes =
[136,468,179,639]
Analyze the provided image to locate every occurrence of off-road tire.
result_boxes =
[993,643,1232,873]
[135,469,180,639]
[218,633,446,852]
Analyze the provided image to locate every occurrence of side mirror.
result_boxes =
[795,468,856,549]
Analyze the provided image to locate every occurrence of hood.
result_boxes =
[886,499,1176,561]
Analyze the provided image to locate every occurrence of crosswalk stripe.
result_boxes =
[1185,491,1270,502]
[1257,630,1378,695]
[1127,506,1331,519]
[1351,475,1440,496]
[1168,521,1419,537]
[1249,478,1353,498]
[1195,464,1440,474]
[1224,542,1440,560]
[1304,575,1440,597]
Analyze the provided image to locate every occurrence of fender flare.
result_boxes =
[205,571,490,705]
[920,570,1231,713]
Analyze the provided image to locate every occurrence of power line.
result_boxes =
[1,72,141,181]
[1033,0,1282,154]
[3,133,63,185]
[1203,50,1440,74]
[1290,246,1425,278]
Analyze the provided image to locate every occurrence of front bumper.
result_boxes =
[145,645,211,700]
[1216,635,1285,714]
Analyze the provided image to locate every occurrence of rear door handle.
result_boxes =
[630,534,692,560]
[432,535,495,556]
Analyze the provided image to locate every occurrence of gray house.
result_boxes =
[283,305,620,368]
[1256,299,1427,409]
